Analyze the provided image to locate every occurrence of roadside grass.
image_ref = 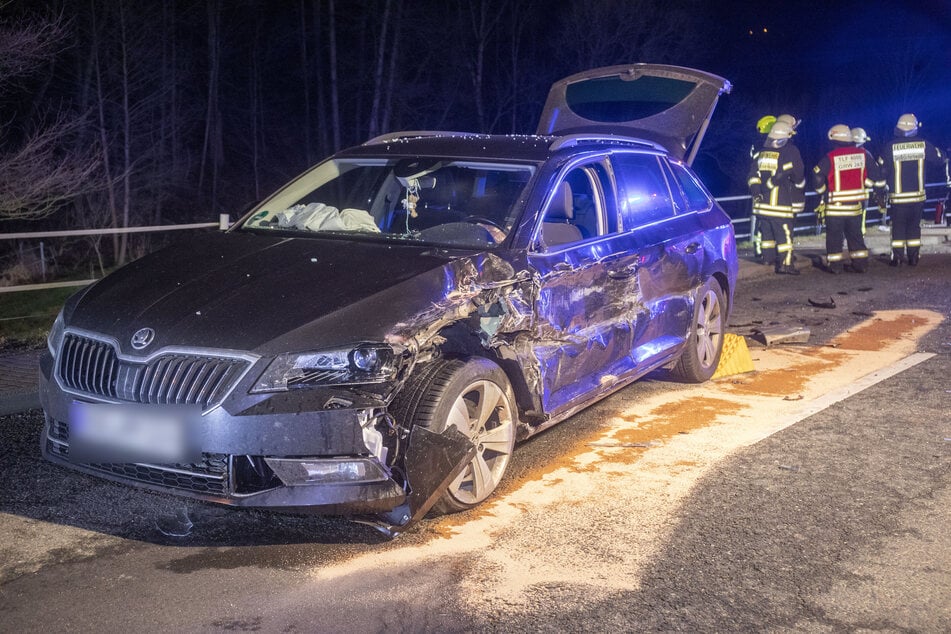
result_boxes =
[0,287,77,351]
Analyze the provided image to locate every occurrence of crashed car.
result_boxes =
[40,64,736,533]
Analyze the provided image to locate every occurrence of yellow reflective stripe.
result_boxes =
[907,239,922,247]
[760,240,777,248]
[891,240,906,247]
[782,162,794,171]
[816,184,827,194]
[829,188,867,202]
[850,250,869,258]
[826,210,863,217]
[748,176,762,185]
[827,253,844,262]
[890,192,926,203]
[754,209,796,218]
[777,244,792,252]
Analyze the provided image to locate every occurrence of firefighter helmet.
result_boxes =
[756,115,777,134]
[851,127,870,146]
[828,124,852,142]
[896,113,920,133]
[776,114,800,131]
[766,121,793,147]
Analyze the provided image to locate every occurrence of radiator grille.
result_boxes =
[58,333,250,409]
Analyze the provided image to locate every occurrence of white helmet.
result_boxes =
[766,121,793,147]
[896,113,919,133]
[776,114,800,131]
[828,124,852,142]
[851,127,870,146]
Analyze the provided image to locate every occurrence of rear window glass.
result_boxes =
[612,154,675,228]
[669,162,713,212]
[566,76,695,122]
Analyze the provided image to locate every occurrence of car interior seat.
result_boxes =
[542,181,583,246]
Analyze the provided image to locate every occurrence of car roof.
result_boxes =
[336,131,668,163]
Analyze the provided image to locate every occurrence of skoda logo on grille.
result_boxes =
[131,327,156,350]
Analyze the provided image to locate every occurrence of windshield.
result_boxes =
[240,157,535,248]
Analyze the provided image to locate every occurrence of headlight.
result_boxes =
[47,310,66,358]
[251,344,398,393]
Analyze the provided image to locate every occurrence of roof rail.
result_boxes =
[362,130,482,146]
[549,134,665,153]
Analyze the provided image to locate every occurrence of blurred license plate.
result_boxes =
[68,402,201,464]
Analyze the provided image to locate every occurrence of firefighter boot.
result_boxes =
[908,248,920,266]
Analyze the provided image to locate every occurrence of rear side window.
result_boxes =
[669,161,713,212]
[611,153,674,229]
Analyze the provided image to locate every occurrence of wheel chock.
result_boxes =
[712,333,755,379]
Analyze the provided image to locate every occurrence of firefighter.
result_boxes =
[813,125,885,273]
[750,115,776,260]
[879,113,947,266]
[748,120,805,275]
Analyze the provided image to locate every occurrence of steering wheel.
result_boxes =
[462,216,507,243]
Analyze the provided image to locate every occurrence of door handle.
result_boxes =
[684,242,701,254]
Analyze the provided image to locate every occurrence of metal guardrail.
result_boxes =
[0,215,230,294]
[722,181,949,240]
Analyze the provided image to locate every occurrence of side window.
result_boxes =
[540,162,614,248]
[611,153,675,229]
[669,161,713,213]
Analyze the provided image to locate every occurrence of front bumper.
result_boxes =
[38,352,407,515]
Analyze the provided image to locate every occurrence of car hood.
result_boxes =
[67,232,512,356]
[536,64,732,165]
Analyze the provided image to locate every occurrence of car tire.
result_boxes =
[671,278,725,383]
[392,357,517,514]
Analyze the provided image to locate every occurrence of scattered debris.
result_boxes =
[782,394,804,401]
[156,508,193,538]
[857,287,873,292]
[751,324,811,346]
[808,297,836,309]
[836,291,848,296]
[778,464,800,472]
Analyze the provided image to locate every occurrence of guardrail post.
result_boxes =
[219,214,231,231]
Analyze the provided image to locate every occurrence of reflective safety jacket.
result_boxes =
[879,136,944,204]
[813,145,885,216]
[748,142,806,218]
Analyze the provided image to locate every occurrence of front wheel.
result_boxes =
[671,279,725,383]
[393,357,517,514]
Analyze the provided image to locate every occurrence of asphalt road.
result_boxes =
[0,252,949,632]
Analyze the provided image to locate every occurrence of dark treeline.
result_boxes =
[1,0,949,278]
[0,2,706,234]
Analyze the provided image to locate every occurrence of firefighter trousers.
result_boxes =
[757,215,794,269]
[890,202,924,264]
[825,215,869,272]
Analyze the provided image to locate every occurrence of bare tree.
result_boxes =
[0,11,101,221]
[0,113,102,219]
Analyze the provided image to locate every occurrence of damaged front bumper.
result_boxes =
[38,353,475,531]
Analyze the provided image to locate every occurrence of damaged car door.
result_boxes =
[528,157,647,415]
